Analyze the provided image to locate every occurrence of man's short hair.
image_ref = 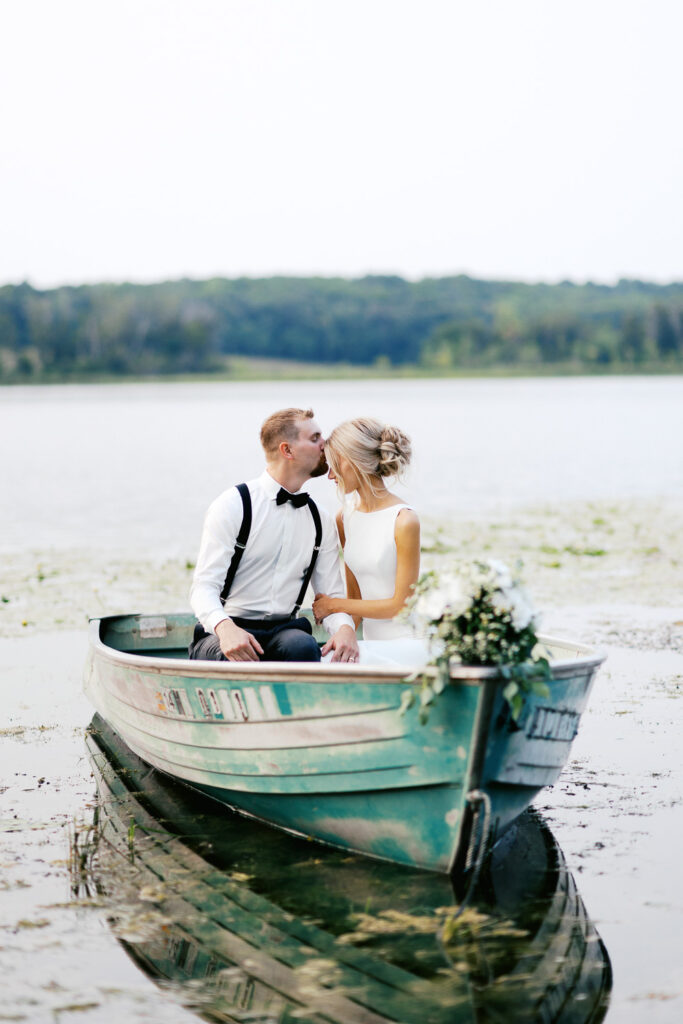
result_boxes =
[260,408,315,456]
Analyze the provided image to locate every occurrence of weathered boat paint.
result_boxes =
[84,612,604,872]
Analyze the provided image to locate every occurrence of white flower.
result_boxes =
[416,588,447,623]
[509,589,534,630]
[490,582,534,630]
[490,589,513,616]
[467,562,490,589]
[429,637,446,660]
[440,573,471,618]
[486,558,513,589]
[407,558,538,668]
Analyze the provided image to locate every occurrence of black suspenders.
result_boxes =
[291,498,322,617]
[220,483,252,602]
[220,483,322,618]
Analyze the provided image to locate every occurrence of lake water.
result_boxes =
[1,375,682,1022]
[1,375,682,554]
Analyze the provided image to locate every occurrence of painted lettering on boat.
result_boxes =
[159,687,190,717]
[154,685,283,722]
[218,689,237,720]
[207,688,222,717]
[196,688,212,718]
[527,706,579,742]
[231,690,249,721]
[215,687,278,723]
[244,689,265,721]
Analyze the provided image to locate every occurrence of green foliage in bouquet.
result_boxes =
[401,560,551,722]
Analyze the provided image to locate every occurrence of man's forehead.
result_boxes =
[297,418,321,438]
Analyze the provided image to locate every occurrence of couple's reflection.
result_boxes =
[81,714,611,1024]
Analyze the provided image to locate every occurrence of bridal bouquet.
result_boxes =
[403,559,551,721]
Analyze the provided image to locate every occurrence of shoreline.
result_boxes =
[3,360,683,391]
[3,362,683,387]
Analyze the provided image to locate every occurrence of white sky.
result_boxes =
[1,0,682,288]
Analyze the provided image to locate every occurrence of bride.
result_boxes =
[313,417,428,667]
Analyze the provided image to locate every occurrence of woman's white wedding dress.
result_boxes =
[327,502,429,668]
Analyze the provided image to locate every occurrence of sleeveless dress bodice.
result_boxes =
[343,503,420,643]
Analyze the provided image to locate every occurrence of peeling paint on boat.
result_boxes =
[84,612,604,872]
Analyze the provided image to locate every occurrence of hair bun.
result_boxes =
[324,416,412,496]
[377,425,412,477]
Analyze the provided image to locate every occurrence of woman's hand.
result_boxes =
[313,593,337,623]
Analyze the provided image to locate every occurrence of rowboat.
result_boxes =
[83,611,604,874]
[84,714,612,1024]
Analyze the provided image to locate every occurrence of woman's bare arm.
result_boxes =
[313,510,420,622]
[343,563,363,628]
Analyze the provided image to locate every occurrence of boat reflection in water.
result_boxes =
[84,714,611,1024]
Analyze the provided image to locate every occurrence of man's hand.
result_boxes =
[215,618,264,662]
[321,624,359,663]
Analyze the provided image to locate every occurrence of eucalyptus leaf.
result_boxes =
[420,685,435,706]
[432,677,446,695]
[502,681,519,702]
[432,666,449,694]
[399,690,415,715]
[510,692,524,721]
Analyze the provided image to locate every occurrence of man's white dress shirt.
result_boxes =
[190,470,354,637]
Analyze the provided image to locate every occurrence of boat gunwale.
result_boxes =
[87,618,605,686]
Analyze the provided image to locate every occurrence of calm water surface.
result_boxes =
[1,376,682,553]
[86,714,612,1024]
[1,377,681,1021]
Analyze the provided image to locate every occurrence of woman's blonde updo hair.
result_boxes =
[325,417,412,497]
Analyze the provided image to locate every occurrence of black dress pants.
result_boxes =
[188,616,321,663]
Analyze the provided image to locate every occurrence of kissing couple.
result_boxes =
[188,407,427,667]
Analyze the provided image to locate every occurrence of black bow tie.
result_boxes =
[276,487,309,508]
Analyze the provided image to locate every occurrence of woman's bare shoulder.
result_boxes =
[394,507,420,533]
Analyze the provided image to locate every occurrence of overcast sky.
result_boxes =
[2,0,682,288]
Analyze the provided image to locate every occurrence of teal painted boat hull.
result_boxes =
[83,612,604,873]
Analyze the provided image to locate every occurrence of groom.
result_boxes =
[188,408,359,663]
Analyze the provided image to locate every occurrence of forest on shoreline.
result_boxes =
[1,274,682,381]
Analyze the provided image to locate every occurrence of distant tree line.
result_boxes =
[1,275,682,380]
